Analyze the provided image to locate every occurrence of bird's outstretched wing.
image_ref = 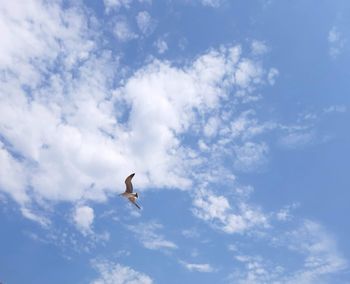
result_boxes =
[125,173,135,193]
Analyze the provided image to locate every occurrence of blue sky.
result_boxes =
[0,0,350,283]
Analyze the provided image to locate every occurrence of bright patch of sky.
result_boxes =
[1,0,350,283]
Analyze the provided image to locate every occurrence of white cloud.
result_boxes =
[282,220,347,283]
[277,108,347,149]
[234,142,269,172]
[194,192,230,220]
[0,0,277,227]
[279,131,314,148]
[3,5,345,284]
[328,26,345,59]
[113,18,138,41]
[73,205,95,235]
[289,221,346,268]
[251,40,268,55]
[323,105,347,113]
[230,220,347,284]
[178,37,188,50]
[234,59,263,89]
[117,45,270,189]
[267,67,279,85]
[182,228,200,239]
[154,38,168,54]
[136,11,156,35]
[0,142,29,205]
[21,207,51,227]
[91,260,153,284]
[192,189,268,234]
[2,4,345,283]
[0,1,94,81]
[275,203,299,222]
[103,0,151,12]
[127,222,177,250]
[203,116,220,137]
[27,224,110,254]
[328,28,340,43]
[229,110,274,141]
[200,0,223,8]
[103,0,133,12]
[276,209,290,221]
[230,254,284,284]
[180,260,215,272]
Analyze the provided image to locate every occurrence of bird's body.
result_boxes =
[120,173,141,209]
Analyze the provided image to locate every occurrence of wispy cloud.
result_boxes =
[21,207,51,227]
[182,228,200,239]
[127,222,177,251]
[278,130,315,149]
[200,0,223,8]
[91,259,153,284]
[180,260,216,272]
[229,254,284,283]
[229,220,347,283]
[251,40,269,56]
[283,220,347,282]
[113,18,138,41]
[328,26,346,59]
[26,224,110,255]
[136,11,156,35]
[103,0,152,12]
[267,67,279,85]
[323,105,347,114]
[154,38,168,54]
[275,203,299,222]
[233,142,269,172]
[103,0,133,12]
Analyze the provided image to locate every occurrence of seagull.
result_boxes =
[120,173,141,209]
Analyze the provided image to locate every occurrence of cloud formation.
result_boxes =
[154,38,168,54]
[128,222,177,250]
[0,2,277,224]
[180,260,215,273]
[200,0,223,8]
[192,187,268,234]
[91,260,153,284]
[328,26,345,59]
[136,11,156,35]
[230,220,347,283]
[73,205,95,235]
[0,2,347,284]
[103,0,133,12]
[114,18,138,41]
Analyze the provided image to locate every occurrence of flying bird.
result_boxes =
[120,173,141,209]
